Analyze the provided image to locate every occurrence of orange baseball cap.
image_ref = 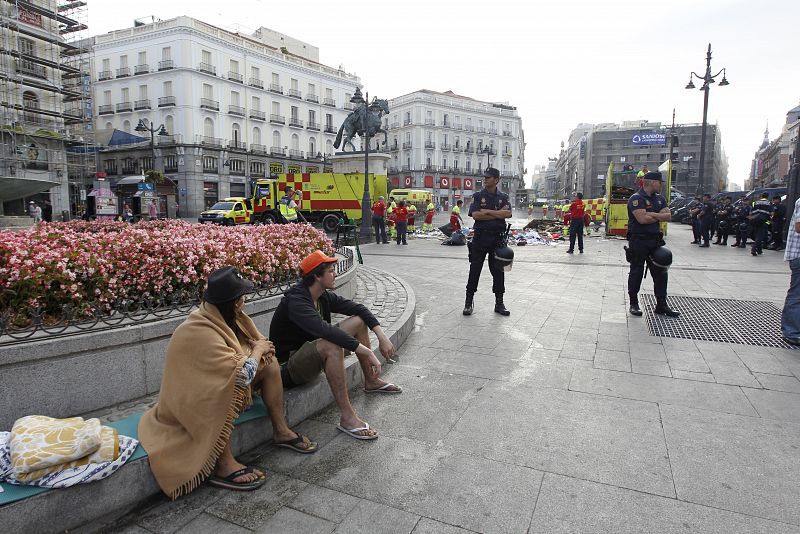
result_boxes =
[300,250,337,275]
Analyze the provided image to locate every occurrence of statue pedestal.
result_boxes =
[330,151,391,175]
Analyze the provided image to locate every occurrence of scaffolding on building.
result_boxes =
[0,0,94,218]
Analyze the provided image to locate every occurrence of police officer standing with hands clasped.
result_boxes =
[463,167,513,316]
[626,171,679,317]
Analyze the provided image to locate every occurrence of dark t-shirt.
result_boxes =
[627,188,666,235]
[469,189,510,232]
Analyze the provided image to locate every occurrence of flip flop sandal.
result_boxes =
[336,422,379,440]
[275,433,318,454]
[364,382,403,394]
[208,466,265,491]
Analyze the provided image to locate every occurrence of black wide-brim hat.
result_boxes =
[203,266,254,304]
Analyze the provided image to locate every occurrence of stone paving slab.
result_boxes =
[529,473,799,534]
[661,403,800,526]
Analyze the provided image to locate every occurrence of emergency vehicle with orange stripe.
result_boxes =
[248,172,388,232]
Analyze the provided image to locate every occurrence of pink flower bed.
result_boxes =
[0,220,332,321]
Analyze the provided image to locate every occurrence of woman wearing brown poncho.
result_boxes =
[139,267,317,498]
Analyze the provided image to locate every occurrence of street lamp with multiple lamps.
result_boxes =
[134,119,169,175]
[684,43,729,196]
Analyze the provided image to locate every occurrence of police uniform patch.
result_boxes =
[632,199,639,207]
[480,197,487,205]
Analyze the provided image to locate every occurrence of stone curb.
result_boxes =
[0,266,416,534]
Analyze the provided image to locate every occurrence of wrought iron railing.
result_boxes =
[0,247,354,345]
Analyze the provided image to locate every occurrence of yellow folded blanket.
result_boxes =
[10,415,119,482]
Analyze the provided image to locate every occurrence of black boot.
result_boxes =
[654,297,679,317]
[462,292,474,316]
[629,295,643,316]
[494,294,510,316]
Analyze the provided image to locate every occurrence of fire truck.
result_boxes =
[247,172,388,232]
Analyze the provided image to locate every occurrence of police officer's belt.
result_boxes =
[473,230,503,238]
[628,233,660,241]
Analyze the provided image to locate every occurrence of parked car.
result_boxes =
[674,199,701,224]
[742,187,787,205]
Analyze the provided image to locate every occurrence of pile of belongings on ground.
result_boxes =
[0,415,137,489]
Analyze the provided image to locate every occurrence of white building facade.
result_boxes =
[91,16,360,217]
[385,89,525,210]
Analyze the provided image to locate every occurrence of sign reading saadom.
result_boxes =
[631,132,666,146]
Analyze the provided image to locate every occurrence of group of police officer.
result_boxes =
[689,193,786,256]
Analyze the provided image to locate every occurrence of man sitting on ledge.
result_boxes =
[139,267,316,499]
[270,250,402,441]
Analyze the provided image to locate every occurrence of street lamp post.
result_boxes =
[135,119,169,175]
[684,43,729,196]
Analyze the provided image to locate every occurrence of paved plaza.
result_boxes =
[109,216,799,533]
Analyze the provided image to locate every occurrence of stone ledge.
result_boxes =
[0,266,416,534]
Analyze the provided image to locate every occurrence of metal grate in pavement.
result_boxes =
[640,294,797,350]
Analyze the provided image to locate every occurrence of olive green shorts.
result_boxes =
[285,340,324,385]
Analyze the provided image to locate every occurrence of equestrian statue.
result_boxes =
[333,97,390,152]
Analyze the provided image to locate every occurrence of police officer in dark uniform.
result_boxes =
[731,200,750,248]
[713,196,732,245]
[463,167,512,316]
[749,192,772,256]
[698,193,715,247]
[767,196,786,250]
[688,197,702,244]
[626,171,679,317]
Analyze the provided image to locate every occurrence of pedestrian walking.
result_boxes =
[463,167,513,316]
[394,200,408,245]
[625,171,679,317]
[148,199,158,220]
[749,192,772,256]
[371,196,389,244]
[565,192,586,254]
[780,195,800,346]
[542,203,549,219]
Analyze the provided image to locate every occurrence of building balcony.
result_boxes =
[502,150,512,157]
[288,149,303,158]
[228,140,247,151]
[425,142,435,149]
[454,124,463,130]
[402,142,413,149]
[134,99,151,110]
[158,60,174,71]
[476,126,485,133]
[269,83,283,94]
[228,104,245,117]
[344,102,355,111]
[323,98,336,107]
[156,135,177,146]
[502,130,512,137]
[453,146,461,152]
[249,110,266,121]
[442,121,451,129]
[289,117,304,128]
[464,125,474,132]
[425,119,435,126]
[115,102,133,113]
[158,96,176,107]
[389,144,399,152]
[227,71,243,83]
[307,121,320,131]
[15,60,47,79]
[463,146,475,154]
[134,64,149,75]
[270,146,286,156]
[249,77,264,89]
[306,94,319,103]
[250,144,267,155]
[488,129,498,135]
[98,70,112,81]
[270,114,286,125]
[200,136,223,148]
[403,118,412,126]
[200,98,219,111]
[440,143,451,151]
[116,67,131,78]
[288,88,302,99]
[401,165,411,171]
[324,125,336,134]
[98,104,114,115]
[424,164,436,171]
[390,122,400,129]
[198,62,216,75]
